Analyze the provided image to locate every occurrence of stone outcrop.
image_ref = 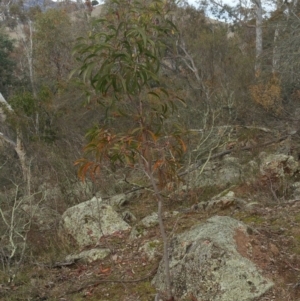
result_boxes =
[259,153,299,178]
[188,155,243,189]
[152,216,273,301]
[196,190,245,211]
[60,197,131,248]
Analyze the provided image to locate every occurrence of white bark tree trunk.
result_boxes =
[0,92,31,194]
[272,0,284,74]
[272,24,280,74]
[20,20,39,135]
[252,0,263,74]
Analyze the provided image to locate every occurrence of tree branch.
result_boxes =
[210,0,256,28]
[0,132,16,147]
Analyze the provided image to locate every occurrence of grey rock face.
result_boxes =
[108,193,127,207]
[260,153,298,178]
[60,197,131,247]
[190,156,242,189]
[152,216,273,301]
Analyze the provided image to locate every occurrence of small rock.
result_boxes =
[109,193,127,207]
[269,243,279,256]
[139,240,160,261]
[140,212,158,228]
[66,248,110,263]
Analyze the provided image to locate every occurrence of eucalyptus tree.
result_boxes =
[73,0,186,299]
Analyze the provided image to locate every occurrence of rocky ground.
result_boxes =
[2,193,300,300]
[2,129,300,301]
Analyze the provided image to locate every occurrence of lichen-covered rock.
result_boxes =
[152,216,273,301]
[121,210,137,223]
[196,190,246,211]
[190,156,242,189]
[139,240,160,261]
[129,212,158,240]
[218,156,243,186]
[242,160,259,184]
[60,197,131,247]
[108,193,127,207]
[140,212,158,228]
[66,248,110,263]
[260,153,298,178]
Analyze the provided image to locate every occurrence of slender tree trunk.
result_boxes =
[139,102,172,299]
[0,93,31,194]
[148,172,172,300]
[20,20,39,135]
[27,21,36,98]
[16,131,31,195]
[253,0,263,74]
[272,25,280,74]
[272,0,283,74]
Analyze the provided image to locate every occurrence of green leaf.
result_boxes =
[175,96,187,107]
[148,91,160,99]
[82,62,96,82]
[69,66,80,79]
[159,87,169,97]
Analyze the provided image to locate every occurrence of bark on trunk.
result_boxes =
[0,93,31,194]
[253,0,263,74]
